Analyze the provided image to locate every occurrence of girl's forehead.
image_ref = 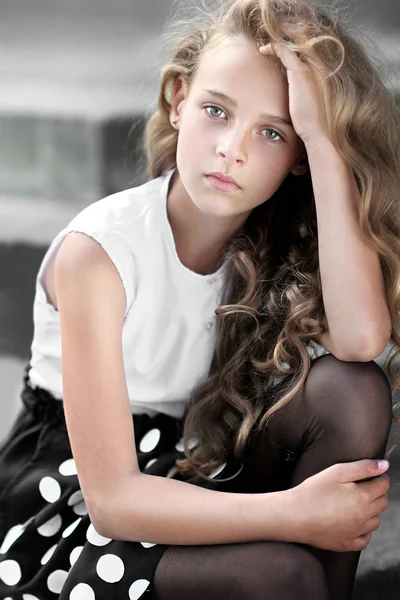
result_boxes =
[195,35,283,83]
[191,36,287,99]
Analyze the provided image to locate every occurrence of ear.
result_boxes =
[169,75,189,129]
[291,152,309,177]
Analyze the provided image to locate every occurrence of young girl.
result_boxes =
[0,0,399,599]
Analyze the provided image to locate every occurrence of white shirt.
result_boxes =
[28,169,226,418]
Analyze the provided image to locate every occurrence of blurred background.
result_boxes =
[0,1,399,597]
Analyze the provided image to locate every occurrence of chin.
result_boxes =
[196,200,245,218]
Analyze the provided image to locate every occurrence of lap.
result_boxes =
[149,541,330,600]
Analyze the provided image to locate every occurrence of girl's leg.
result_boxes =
[150,354,392,600]
[255,354,393,600]
[151,540,330,600]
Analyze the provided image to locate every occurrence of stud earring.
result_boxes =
[171,119,177,126]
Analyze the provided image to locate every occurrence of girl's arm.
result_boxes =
[54,233,388,552]
[306,137,392,361]
[259,44,392,362]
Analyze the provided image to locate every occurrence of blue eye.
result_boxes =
[262,129,282,142]
[204,105,283,142]
[205,106,226,119]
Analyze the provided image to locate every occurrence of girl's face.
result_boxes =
[172,35,306,218]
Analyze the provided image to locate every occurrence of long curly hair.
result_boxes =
[143,0,400,484]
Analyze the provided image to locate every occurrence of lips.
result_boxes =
[208,171,240,187]
[205,174,241,193]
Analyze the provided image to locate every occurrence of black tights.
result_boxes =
[149,354,393,600]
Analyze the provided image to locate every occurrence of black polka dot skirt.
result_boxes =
[0,365,246,599]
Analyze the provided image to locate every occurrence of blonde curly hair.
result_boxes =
[143,0,400,483]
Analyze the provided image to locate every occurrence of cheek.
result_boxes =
[178,116,205,150]
[252,148,287,175]
[252,155,291,193]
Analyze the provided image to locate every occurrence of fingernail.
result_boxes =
[378,460,389,470]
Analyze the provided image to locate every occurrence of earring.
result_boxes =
[296,168,303,175]
[171,119,177,127]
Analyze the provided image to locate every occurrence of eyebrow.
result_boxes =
[202,89,293,128]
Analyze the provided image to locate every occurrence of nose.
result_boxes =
[216,126,248,165]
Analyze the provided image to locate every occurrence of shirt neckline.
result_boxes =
[160,168,226,284]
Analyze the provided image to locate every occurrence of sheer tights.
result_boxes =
[149,354,393,600]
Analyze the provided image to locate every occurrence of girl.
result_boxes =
[0,0,399,599]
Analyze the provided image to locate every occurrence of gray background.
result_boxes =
[0,1,399,598]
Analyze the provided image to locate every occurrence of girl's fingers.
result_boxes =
[259,42,311,73]
[259,42,273,55]
[352,532,373,551]
[361,473,390,501]
[368,493,389,519]
[364,515,381,533]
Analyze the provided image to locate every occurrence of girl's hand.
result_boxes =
[259,42,330,145]
[292,459,390,552]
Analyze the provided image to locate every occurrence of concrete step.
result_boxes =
[0,113,147,205]
[0,14,159,204]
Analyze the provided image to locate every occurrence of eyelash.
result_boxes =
[204,105,284,143]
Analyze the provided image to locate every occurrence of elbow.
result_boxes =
[86,473,143,540]
[357,320,392,361]
[83,485,118,539]
[361,340,391,362]
[336,331,392,363]
[90,512,111,540]
[86,499,113,539]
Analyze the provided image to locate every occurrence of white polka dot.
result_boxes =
[140,541,157,548]
[139,428,161,453]
[0,559,22,585]
[59,458,77,476]
[69,582,95,600]
[4,597,13,600]
[86,523,112,546]
[72,501,88,516]
[69,546,83,566]
[62,518,82,538]
[37,514,63,537]
[129,579,151,599]
[68,491,84,506]
[0,524,25,554]
[175,436,199,453]
[190,436,200,449]
[96,554,125,583]
[144,458,157,470]
[41,544,57,565]
[47,569,69,594]
[39,476,62,503]
[209,463,227,479]
[166,466,178,478]
[174,437,184,452]
[23,595,41,600]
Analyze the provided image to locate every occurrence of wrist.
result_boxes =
[253,487,306,544]
[302,134,336,155]
[282,487,307,545]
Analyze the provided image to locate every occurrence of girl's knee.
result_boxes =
[307,354,391,414]
[281,545,330,600]
[239,542,329,600]
[303,354,393,454]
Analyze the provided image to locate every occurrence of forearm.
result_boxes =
[306,136,391,358]
[94,472,299,546]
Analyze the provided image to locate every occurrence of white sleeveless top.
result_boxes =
[28,169,227,418]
